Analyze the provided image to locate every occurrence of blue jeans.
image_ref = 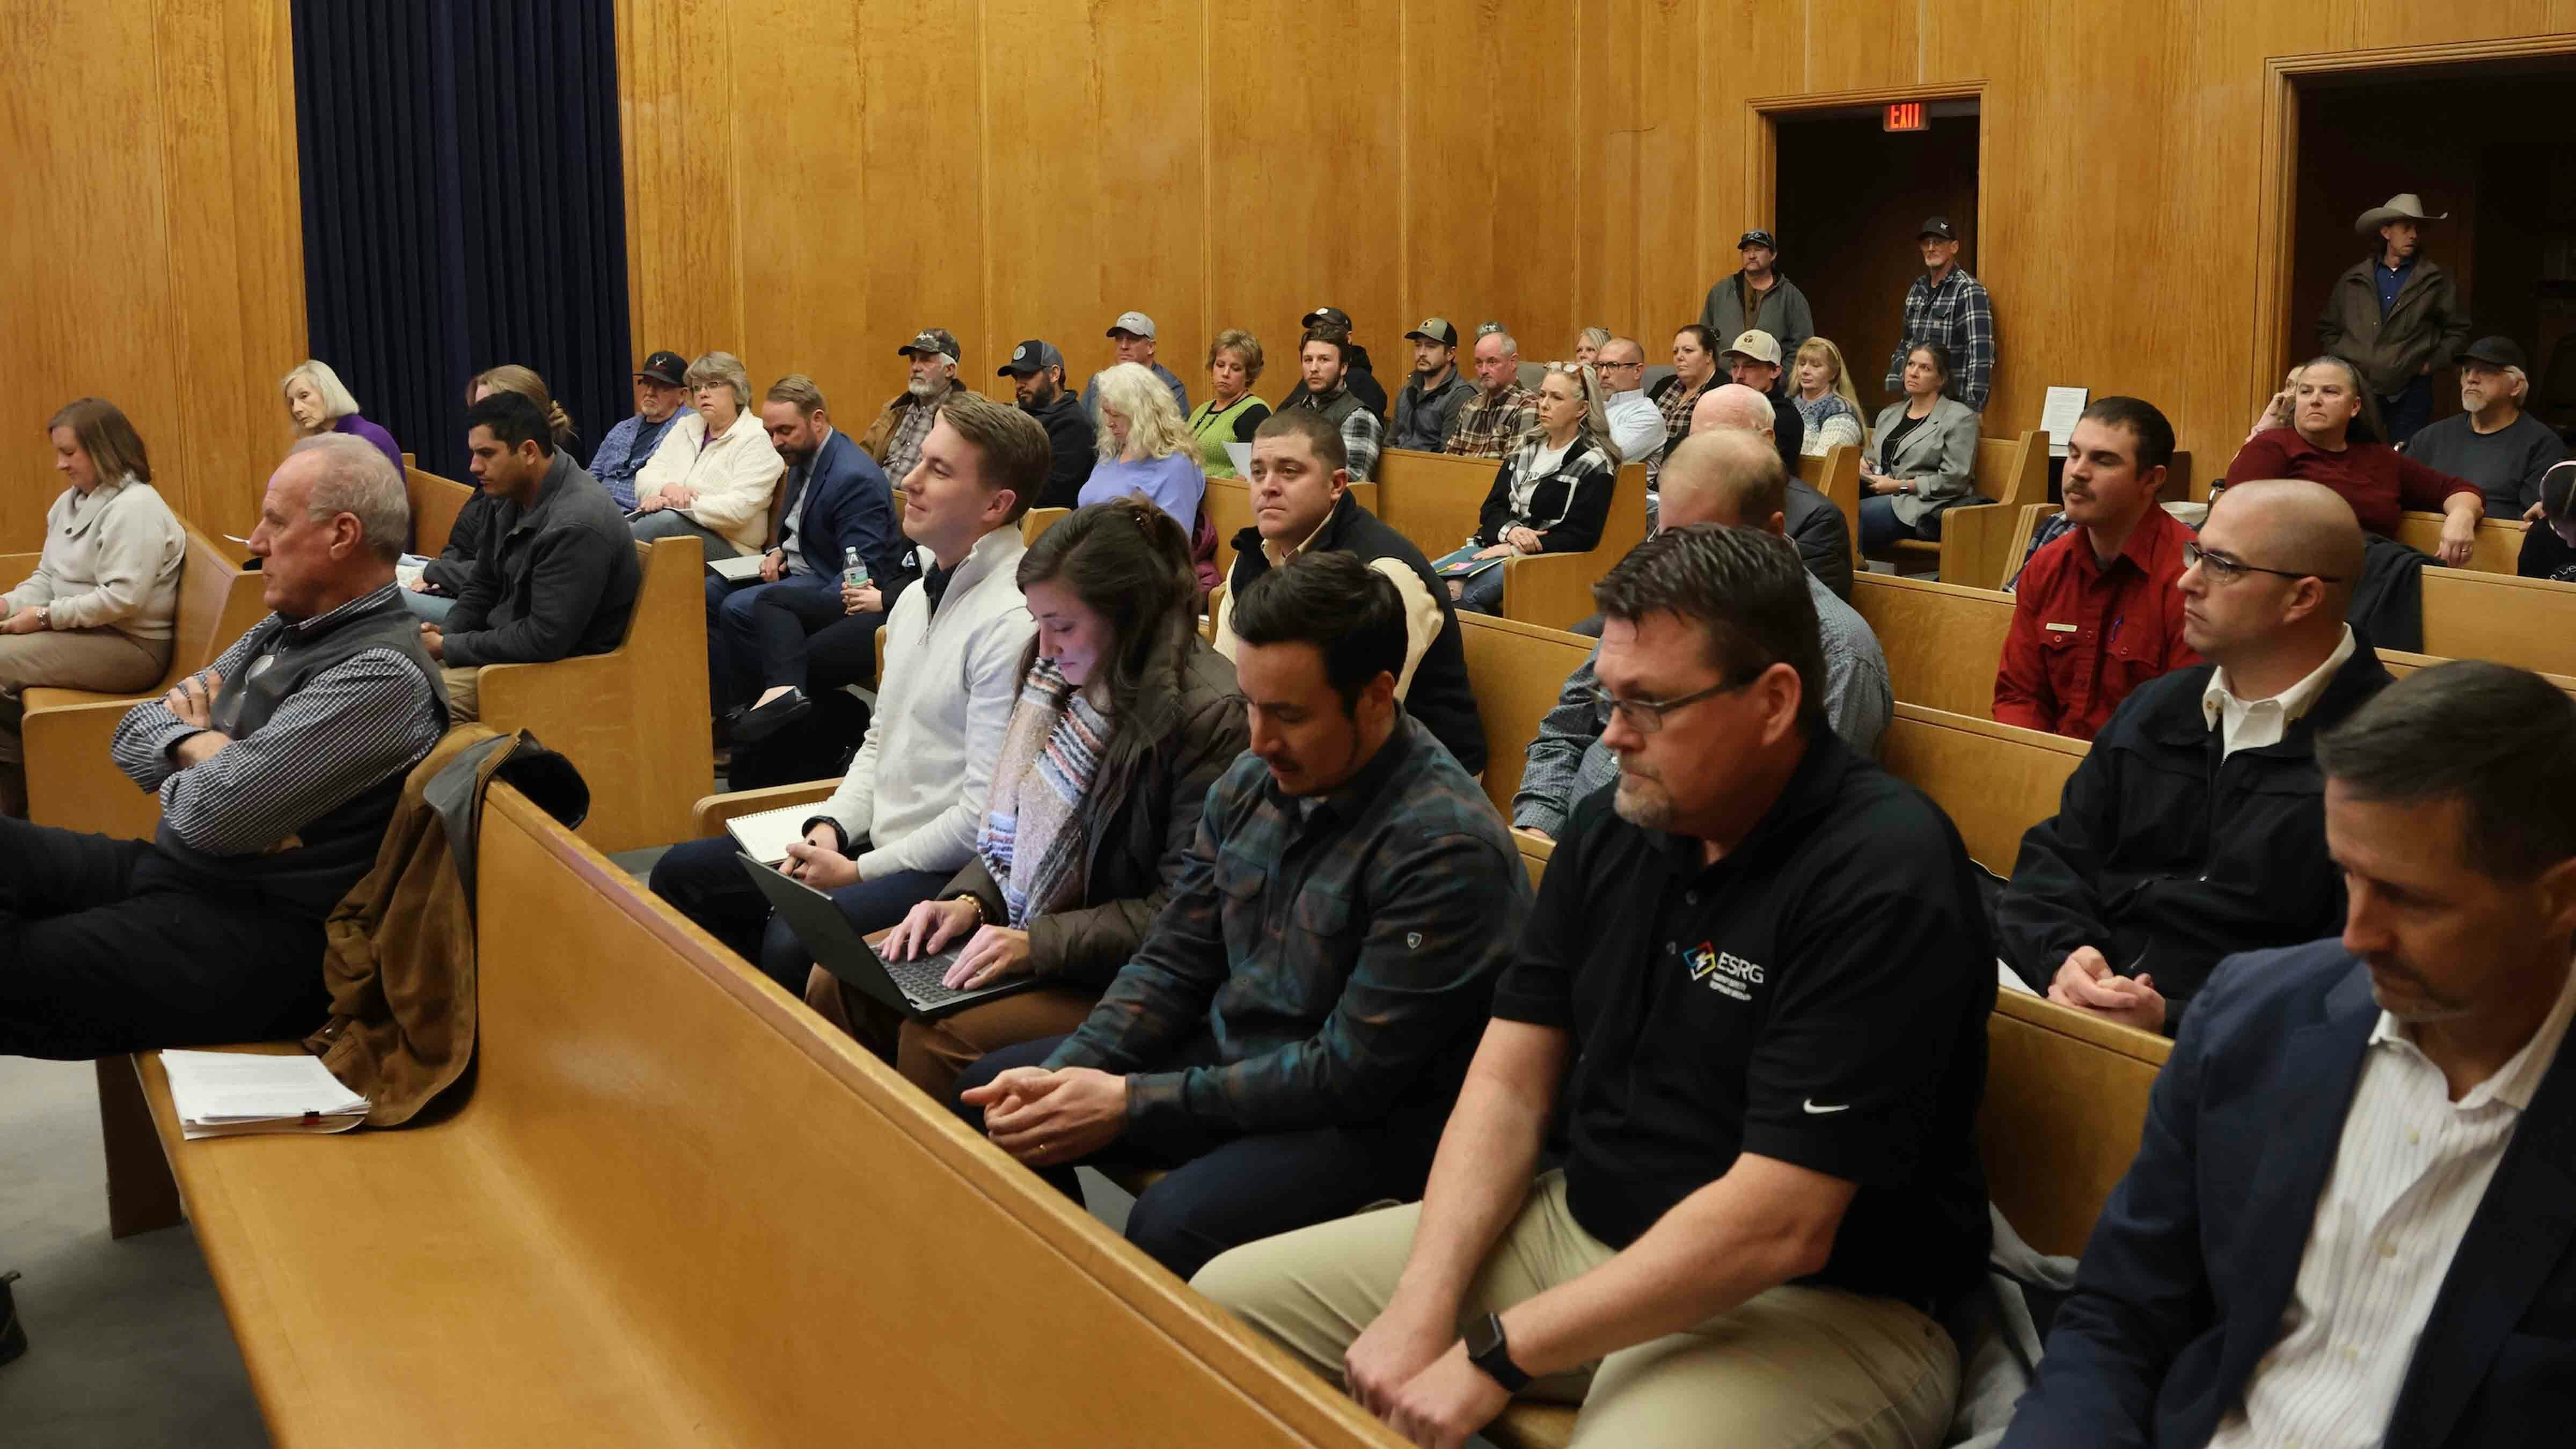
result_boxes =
[1429,545,1505,616]
[1859,495,1911,551]
[401,589,458,624]
[2380,376,2434,447]
[950,1033,1453,1280]
[647,833,947,994]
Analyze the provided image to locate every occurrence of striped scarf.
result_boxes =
[974,658,1114,928]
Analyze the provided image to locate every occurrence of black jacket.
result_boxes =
[1784,479,1852,601]
[1025,389,1097,511]
[1995,639,2392,1034]
[1472,434,1618,553]
[1275,342,1389,421]
[443,450,643,669]
[420,486,508,596]
[1226,491,1486,773]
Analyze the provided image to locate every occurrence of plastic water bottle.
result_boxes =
[842,546,870,591]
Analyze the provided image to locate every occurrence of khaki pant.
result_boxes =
[1192,1170,1958,1448]
[894,986,1101,1101]
[0,628,169,813]
[440,664,481,723]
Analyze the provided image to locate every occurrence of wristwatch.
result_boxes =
[1463,1312,1531,1392]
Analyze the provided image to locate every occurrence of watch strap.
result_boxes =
[1465,1312,1532,1393]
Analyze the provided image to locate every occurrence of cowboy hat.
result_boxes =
[2355,193,2447,234]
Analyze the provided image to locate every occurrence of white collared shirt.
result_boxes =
[2201,626,2355,757]
[1603,388,1667,468]
[2208,961,2576,1449]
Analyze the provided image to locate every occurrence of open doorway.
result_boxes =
[1771,98,1980,412]
[2284,56,2576,442]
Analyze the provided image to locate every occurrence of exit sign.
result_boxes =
[1884,101,1927,131]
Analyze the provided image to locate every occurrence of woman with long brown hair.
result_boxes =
[408,364,581,621]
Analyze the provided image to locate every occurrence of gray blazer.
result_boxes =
[1867,396,1981,526]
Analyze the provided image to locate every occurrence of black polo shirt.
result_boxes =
[1491,733,1995,1309]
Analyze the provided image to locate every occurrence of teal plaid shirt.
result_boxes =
[1045,715,1527,1134]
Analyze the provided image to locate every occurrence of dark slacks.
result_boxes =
[706,574,868,715]
[2380,376,2434,447]
[648,833,946,994]
[950,1033,1452,1280]
[0,817,329,1059]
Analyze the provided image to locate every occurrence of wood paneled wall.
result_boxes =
[614,0,2576,478]
[0,2,304,550]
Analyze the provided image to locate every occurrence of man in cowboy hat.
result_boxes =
[2318,193,2471,446]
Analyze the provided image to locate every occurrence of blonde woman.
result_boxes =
[631,350,783,560]
[470,364,581,462]
[280,359,404,478]
[1,400,186,815]
[1432,362,1621,616]
[1184,331,1270,479]
[1572,326,1612,364]
[1081,361,1208,536]
[1790,337,1870,457]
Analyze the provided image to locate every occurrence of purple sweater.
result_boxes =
[333,413,407,479]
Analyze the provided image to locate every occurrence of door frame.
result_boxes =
[1743,82,1987,258]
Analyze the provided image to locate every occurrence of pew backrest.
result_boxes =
[1982,991,2171,1259]
[1850,572,2016,718]
[2420,567,2576,678]
[406,464,475,558]
[2393,509,2526,575]
[1373,448,1502,562]
[2381,646,2576,696]
[1877,702,2088,873]
[1455,611,1597,819]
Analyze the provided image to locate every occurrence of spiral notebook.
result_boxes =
[726,802,822,866]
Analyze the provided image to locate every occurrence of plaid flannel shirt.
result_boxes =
[1884,267,1996,412]
[1044,716,1527,1135]
[1443,383,1540,460]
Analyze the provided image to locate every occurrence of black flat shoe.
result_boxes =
[1,1269,27,1367]
[731,689,814,745]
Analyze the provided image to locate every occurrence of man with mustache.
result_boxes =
[2006,658,2576,1448]
[1998,480,2389,1034]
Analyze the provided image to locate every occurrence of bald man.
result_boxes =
[1512,430,1890,838]
[1689,385,1854,600]
[1997,480,2392,1035]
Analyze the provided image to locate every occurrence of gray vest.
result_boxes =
[154,589,449,914]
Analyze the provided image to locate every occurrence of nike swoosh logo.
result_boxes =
[1803,1100,1852,1115]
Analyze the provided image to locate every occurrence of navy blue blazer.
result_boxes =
[2004,939,2576,1447]
[779,429,902,594]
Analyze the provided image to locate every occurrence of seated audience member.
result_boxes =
[1858,341,1981,551]
[1275,305,1389,420]
[1514,429,1891,839]
[2404,335,2568,520]
[650,393,1041,993]
[1789,336,1869,457]
[1283,324,1385,483]
[1689,385,1854,599]
[1700,228,1816,359]
[1432,364,1621,617]
[1081,362,1209,536]
[952,552,1525,1278]
[422,392,640,723]
[0,435,447,1059]
[1718,329,1806,474]
[0,399,185,816]
[2000,480,2385,1034]
[631,350,784,562]
[808,499,1247,1098]
[589,349,694,510]
[1198,524,1992,1449]
[998,340,1096,510]
[1571,326,1611,365]
[409,365,582,625]
[865,328,967,487]
[1442,330,1540,460]
[1591,335,1668,466]
[709,376,897,734]
[1216,410,1485,774]
[1392,319,1475,452]
[1993,398,2198,740]
[2225,353,2483,562]
[2518,459,2576,582]
[1644,324,1721,487]
[1183,330,1271,481]
[2003,660,2576,1448]
[280,358,405,480]
[1080,312,1190,421]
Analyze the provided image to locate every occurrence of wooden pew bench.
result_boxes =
[1795,444,1864,585]
[1455,612,1596,821]
[1851,572,2016,720]
[111,783,1403,1447]
[1878,702,2089,874]
[1373,449,1648,631]
[404,458,474,558]
[2391,509,2526,576]
[1868,429,2049,589]
[2420,566,2576,678]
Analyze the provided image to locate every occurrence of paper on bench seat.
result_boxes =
[727,803,821,866]
[160,1050,369,1139]
[708,554,767,583]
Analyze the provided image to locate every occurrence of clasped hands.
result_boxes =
[1343,1296,1512,1449]
[2048,945,2165,1031]
[960,1064,1128,1166]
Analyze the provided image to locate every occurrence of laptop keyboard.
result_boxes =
[883,952,975,1009]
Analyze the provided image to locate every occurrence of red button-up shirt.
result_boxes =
[1993,506,2200,740]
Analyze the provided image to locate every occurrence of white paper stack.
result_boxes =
[159,1050,369,1139]
[1224,441,1254,477]
[707,554,766,583]
[727,802,822,866]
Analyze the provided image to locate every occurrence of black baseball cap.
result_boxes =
[1302,305,1353,330]
[998,340,1065,377]
[2460,336,2529,371]
[635,350,687,385]
[1737,229,1778,251]
[1918,216,1958,241]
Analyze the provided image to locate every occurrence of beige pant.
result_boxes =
[0,629,169,813]
[1192,1170,1958,1448]
[440,664,481,723]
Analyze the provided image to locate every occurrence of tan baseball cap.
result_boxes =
[1722,330,1783,368]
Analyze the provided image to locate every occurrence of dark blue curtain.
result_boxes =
[291,1,632,480]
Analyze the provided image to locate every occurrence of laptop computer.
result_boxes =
[740,855,1039,1021]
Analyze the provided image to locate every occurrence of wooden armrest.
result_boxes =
[1937,501,2026,590]
[1499,551,1602,631]
[691,780,841,836]
[21,696,162,839]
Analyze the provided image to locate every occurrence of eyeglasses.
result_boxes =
[1587,676,1751,735]
[2182,541,2344,585]
[1594,358,1643,371]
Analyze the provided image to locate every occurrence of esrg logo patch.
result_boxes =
[1686,942,1765,1001]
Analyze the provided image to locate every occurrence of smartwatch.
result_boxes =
[1463,1312,1531,1392]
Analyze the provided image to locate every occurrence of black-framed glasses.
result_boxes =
[1588,676,1752,735]
[2182,541,2344,585]
[1594,358,1643,371]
